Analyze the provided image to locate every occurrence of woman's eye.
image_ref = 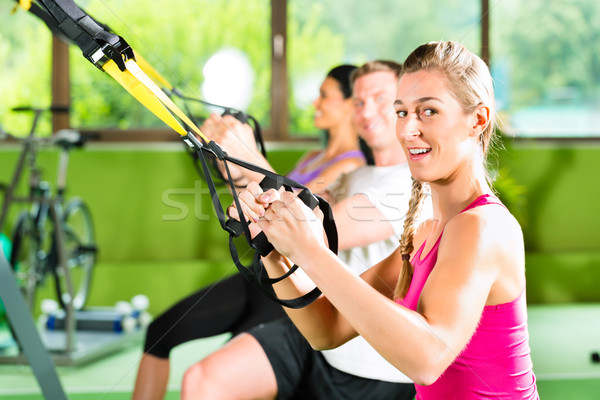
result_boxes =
[396,110,407,118]
[422,108,437,116]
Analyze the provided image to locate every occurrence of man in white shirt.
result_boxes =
[181,60,432,400]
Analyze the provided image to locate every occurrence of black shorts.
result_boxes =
[247,318,416,400]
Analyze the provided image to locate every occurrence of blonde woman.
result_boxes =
[236,41,539,399]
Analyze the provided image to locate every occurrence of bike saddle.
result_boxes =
[53,129,84,148]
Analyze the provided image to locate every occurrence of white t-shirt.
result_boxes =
[321,163,431,383]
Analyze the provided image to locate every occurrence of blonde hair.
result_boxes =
[394,177,428,299]
[394,41,497,299]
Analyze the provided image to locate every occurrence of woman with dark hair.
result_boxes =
[200,64,368,194]
[132,64,367,400]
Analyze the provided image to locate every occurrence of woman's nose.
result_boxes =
[396,117,420,140]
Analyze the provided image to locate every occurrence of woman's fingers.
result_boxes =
[228,182,281,224]
[280,191,316,220]
[257,188,280,207]
[230,181,330,260]
[200,113,221,140]
[260,191,319,225]
[226,204,241,221]
[236,185,265,223]
[313,204,325,222]
[226,205,264,239]
[255,193,326,263]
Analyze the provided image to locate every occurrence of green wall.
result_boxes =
[1,140,599,315]
[498,142,600,252]
[0,143,306,315]
[497,140,600,304]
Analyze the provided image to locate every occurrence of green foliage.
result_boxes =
[296,0,480,61]
[492,0,600,111]
[286,0,480,136]
[287,2,345,135]
[0,2,52,136]
[3,1,600,138]
[489,134,527,226]
[492,165,527,226]
[69,0,271,129]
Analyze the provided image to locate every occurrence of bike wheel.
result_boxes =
[54,198,97,310]
[10,212,41,310]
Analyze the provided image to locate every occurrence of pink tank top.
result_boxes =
[399,194,539,399]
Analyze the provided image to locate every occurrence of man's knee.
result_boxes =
[181,361,216,399]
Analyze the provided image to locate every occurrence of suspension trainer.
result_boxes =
[13,0,338,308]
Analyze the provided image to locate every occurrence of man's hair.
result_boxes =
[350,60,402,85]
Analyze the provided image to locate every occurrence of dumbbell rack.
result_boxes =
[36,308,146,367]
[0,247,67,399]
[0,303,146,367]
[1,242,146,368]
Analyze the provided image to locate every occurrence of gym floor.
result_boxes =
[0,304,599,399]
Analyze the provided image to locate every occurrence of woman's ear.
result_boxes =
[470,103,490,138]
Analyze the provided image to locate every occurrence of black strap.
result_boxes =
[34,0,134,70]
[25,1,70,43]
[183,106,267,185]
[25,0,267,159]
[21,0,337,308]
[174,93,267,157]
[184,134,338,308]
[227,238,322,308]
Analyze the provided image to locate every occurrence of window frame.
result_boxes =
[51,0,492,142]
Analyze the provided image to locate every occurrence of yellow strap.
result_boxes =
[134,50,174,91]
[102,56,208,141]
[102,59,186,135]
[14,0,32,12]
[126,59,206,138]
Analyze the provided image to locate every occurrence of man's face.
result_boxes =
[352,71,399,151]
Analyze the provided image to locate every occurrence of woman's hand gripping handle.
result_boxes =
[227,179,330,262]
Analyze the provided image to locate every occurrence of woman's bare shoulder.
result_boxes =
[412,219,436,251]
[441,204,524,270]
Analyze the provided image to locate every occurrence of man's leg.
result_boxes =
[181,332,278,400]
[134,274,285,399]
[131,353,170,400]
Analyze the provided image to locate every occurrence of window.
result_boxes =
[491,0,600,138]
[69,0,270,132]
[10,1,598,140]
[287,0,481,137]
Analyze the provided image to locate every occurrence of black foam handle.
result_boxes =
[226,175,321,257]
[222,108,248,124]
[251,175,293,256]
[252,231,274,257]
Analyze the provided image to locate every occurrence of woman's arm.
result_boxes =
[202,115,364,197]
[303,157,364,195]
[200,114,273,186]
[331,194,396,249]
[260,245,404,350]
[231,183,403,345]
[259,195,518,385]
